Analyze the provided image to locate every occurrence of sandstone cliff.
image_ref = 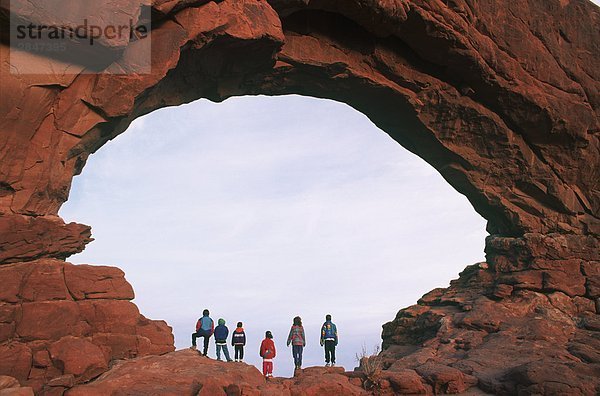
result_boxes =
[0,0,598,394]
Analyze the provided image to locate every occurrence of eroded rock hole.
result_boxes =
[60,95,487,377]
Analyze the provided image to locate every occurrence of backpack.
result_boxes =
[323,323,335,339]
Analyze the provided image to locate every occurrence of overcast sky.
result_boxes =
[60,95,488,377]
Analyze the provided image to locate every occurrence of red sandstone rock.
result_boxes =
[504,361,597,395]
[17,301,88,341]
[0,344,32,384]
[286,366,366,395]
[0,215,91,264]
[0,259,174,392]
[0,388,34,396]
[67,350,368,396]
[0,376,19,390]
[48,337,108,383]
[0,0,599,393]
[64,264,134,300]
[382,369,430,394]
[66,350,267,396]
[415,363,478,394]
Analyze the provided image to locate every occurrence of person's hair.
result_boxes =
[326,314,332,321]
[203,309,209,316]
[265,330,273,339]
[237,321,243,327]
[293,316,302,326]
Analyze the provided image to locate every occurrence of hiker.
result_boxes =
[231,321,246,362]
[320,314,338,367]
[191,309,214,356]
[286,316,306,370]
[214,318,233,362]
[259,330,276,378]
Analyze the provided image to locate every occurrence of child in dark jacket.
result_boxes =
[231,322,246,362]
[259,331,276,378]
[214,318,232,362]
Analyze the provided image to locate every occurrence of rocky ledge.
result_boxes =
[66,349,367,396]
[0,259,174,394]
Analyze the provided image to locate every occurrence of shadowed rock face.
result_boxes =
[0,0,598,394]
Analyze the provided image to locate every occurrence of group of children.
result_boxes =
[190,309,339,377]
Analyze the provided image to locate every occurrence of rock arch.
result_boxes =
[0,0,598,394]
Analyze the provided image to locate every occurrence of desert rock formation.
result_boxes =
[0,0,598,394]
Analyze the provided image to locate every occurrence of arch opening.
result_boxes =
[60,94,488,377]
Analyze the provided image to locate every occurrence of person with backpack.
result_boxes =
[320,314,338,367]
[214,318,233,362]
[259,330,276,378]
[191,309,214,356]
[286,316,306,370]
[231,321,246,362]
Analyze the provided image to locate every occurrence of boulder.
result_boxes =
[415,363,477,394]
[0,344,32,383]
[64,264,134,300]
[48,336,108,383]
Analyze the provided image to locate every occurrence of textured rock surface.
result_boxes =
[0,0,598,236]
[67,349,367,396]
[0,260,174,394]
[0,375,34,396]
[381,260,600,395]
[0,0,598,394]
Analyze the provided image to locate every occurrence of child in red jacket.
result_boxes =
[259,330,276,377]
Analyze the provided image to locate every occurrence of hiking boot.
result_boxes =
[189,345,196,350]
[331,363,336,367]
[325,363,331,367]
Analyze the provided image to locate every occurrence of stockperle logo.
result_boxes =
[9,0,151,75]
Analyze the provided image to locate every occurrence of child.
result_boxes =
[259,330,276,378]
[286,316,306,370]
[231,321,246,362]
[320,314,338,367]
[214,318,233,362]
[191,309,214,356]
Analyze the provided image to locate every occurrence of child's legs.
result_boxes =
[325,340,336,363]
[222,345,231,361]
[292,345,302,365]
[216,344,222,359]
[262,360,273,376]
[291,345,297,364]
[235,345,244,360]
[202,334,211,354]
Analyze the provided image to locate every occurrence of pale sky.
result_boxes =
[60,95,488,377]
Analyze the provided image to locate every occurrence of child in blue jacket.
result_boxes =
[214,318,233,362]
[191,309,214,356]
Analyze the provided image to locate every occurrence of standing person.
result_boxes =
[286,316,306,370]
[259,330,276,378]
[231,321,246,362]
[320,314,338,367]
[214,318,233,362]
[191,309,214,356]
